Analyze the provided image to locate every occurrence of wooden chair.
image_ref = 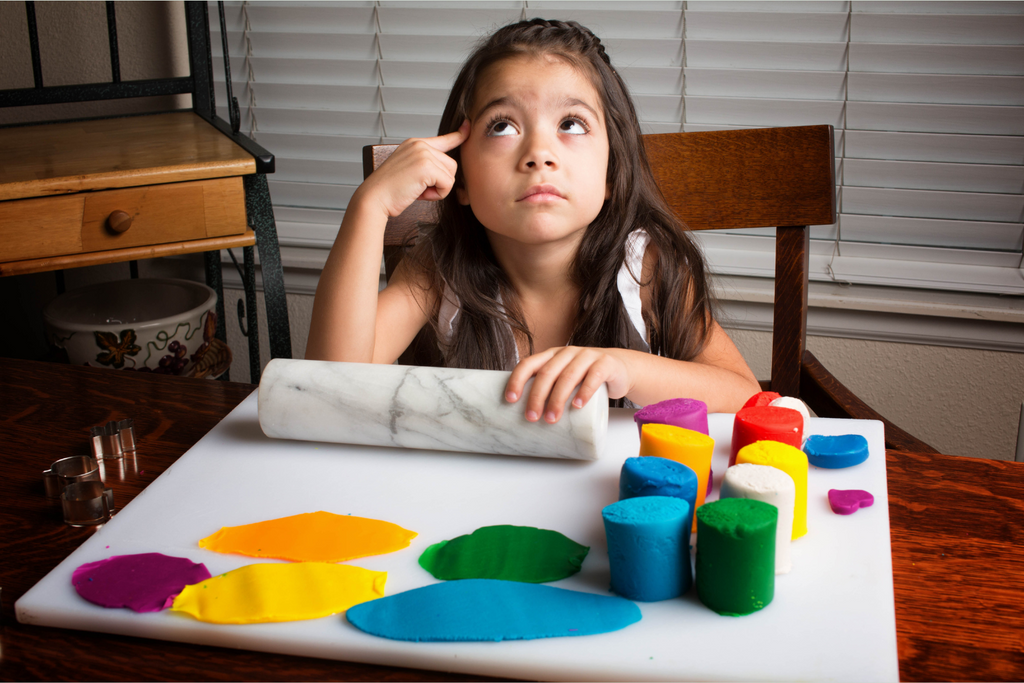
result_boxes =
[363,125,937,453]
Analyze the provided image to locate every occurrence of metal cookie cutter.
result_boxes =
[91,418,136,459]
[43,455,102,498]
[61,480,115,526]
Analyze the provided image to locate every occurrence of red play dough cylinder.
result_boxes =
[729,406,802,467]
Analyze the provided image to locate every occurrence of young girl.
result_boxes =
[306,18,760,423]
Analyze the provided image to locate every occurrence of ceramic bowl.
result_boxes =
[43,278,231,378]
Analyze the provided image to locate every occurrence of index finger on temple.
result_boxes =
[428,119,470,152]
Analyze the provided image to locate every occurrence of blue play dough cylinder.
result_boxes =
[804,434,869,468]
[602,496,692,602]
[619,456,699,535]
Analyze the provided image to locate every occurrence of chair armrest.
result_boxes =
[800,349,939,453]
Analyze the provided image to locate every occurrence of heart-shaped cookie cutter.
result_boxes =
[90,418,136,459]
[61,480,115,526]
[43,455,103,498]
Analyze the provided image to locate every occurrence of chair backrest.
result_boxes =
[362,125,837,395]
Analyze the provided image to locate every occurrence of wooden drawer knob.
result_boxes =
[107,210,133,234]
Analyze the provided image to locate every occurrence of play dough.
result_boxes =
[72,553,211,613]
[743,391,781,409]
[634,398,709,436]
[639,423,714,532]
[171,562,386,624]
[769,396,810,435]
[418,525,589,583]
[695,498,777,617]
[603,496,692,601]
[720,464,796,575]
[346,578,641,642]
[805,434,870,469]
[736,440,809,540]
[828,489,874,515]
[198,511,417,562]
[730,406,803,466]
[619,456,698,535]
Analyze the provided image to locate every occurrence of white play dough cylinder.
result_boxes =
[720,463,796,574]
[258,359,609,460]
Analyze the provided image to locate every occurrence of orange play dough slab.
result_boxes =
[170,562,386,624]
[198,511,417,562]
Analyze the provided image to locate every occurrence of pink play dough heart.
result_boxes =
[828,489,874,515]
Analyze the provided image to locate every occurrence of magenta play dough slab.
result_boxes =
[346,578,641,642]
[828,489,874,515]
[72,553,211,612]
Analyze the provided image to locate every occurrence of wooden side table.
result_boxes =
[0,111,288,381]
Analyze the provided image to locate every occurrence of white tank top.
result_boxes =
[437,230,651,364]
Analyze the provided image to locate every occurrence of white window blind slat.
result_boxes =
[839,214,1023,252]
[845,101,1024,136]
[213,30,378,59]
[685,10,851,42]
[684,68,846,100]
[253,133,377,162]
[844,130,1024,164]
[684,96,846,128]
[843,187,1024,223]
[850,12,1024,44]
[844,159,1024,194]
[214,57,380,86]
[847,73,1024,106]
[849,43,1024,75]
[268,180,355,211]
[379,61,460,88]
[685,40,848,70]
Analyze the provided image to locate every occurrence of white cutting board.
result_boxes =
[17,392,898,682]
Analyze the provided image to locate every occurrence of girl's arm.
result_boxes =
[306,123,469,363]
[504,323,760,422]
[505,240,760,421]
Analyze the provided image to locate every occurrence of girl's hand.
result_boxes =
[505,346,630,423]
[361,120,470,219]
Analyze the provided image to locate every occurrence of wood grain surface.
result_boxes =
[1,358,1021,681]
[0,112,254,201]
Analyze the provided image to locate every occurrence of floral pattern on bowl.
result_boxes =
[44,278,232,379]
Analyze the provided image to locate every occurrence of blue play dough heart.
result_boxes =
[804,434,869,469]
[346,579,641,642]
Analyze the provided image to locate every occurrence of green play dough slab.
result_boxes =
[419,525,590,583]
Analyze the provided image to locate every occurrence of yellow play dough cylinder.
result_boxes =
[639,423,714,532]
[735,440,808,540]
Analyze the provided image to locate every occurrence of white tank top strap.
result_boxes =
[437,283,460,345]
[617,229,651,346]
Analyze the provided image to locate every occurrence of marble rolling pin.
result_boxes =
[258,359,609,460]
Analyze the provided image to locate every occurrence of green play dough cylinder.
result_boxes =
[695,498,777,616]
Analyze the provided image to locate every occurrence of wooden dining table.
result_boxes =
[1,357,1021,682]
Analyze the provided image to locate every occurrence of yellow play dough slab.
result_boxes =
[170,562,386,624]
[735,440,809,540]
[198,511,417,562]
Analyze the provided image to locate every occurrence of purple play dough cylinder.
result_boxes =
[634,398,709,437]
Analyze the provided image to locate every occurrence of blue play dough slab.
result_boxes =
[346,579,641,642]
[804,434,870,469]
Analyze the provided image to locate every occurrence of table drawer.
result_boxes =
[0,176,247,263]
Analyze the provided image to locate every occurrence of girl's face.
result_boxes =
[456,53,610,251]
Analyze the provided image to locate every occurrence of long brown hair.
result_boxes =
[408,18,714,371]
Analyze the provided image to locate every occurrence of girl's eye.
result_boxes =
[487,119,518,137]
[559,118,588,135]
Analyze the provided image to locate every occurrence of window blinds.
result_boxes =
[213,0,1024,296]
[684,1,1024,295]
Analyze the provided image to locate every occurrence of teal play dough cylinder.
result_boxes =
[695,498,777,616]
[602,496,692,602]
[619,456,698,536]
